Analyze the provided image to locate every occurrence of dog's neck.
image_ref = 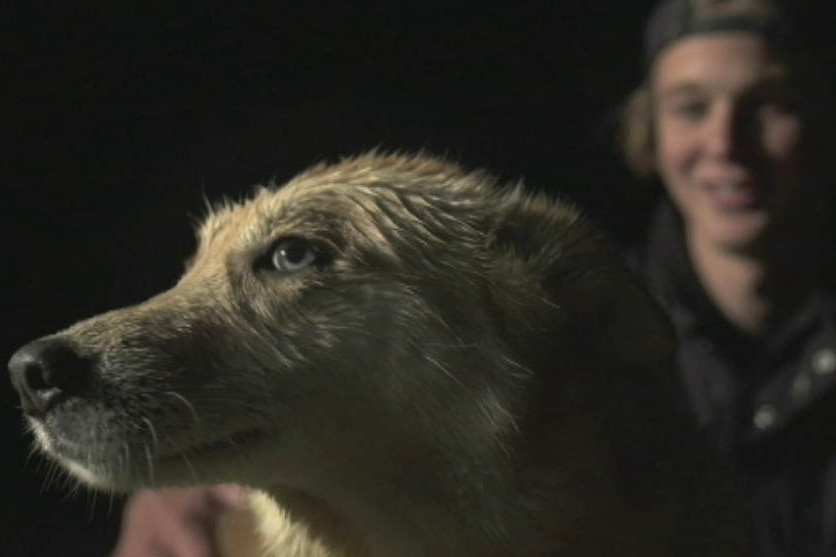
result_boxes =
[241,422,632,557]
[235,358,639,557]
[255,447,530,557]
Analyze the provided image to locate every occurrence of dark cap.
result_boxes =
[643,0,791,67]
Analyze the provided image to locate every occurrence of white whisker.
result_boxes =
[120,440,131,480]
[143,442,155,485]
[141,417,160,454]
[500,354,534,380]
[179,450,198,482]
[165,390,201,425]
[424,355,464,387]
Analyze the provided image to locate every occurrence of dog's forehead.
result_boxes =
[198,154,492,246]
[279,153,479,203]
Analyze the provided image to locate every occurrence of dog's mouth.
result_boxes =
[28,396,277,489]
[157,428,270,463]
[35,421,274,491]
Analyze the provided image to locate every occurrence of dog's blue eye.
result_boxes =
[269,238,318,273]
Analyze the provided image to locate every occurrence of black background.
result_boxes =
[1,3,833,555]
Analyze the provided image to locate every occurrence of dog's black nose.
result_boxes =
[8,338,91,417]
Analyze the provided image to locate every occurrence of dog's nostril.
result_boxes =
[7,338,92,417]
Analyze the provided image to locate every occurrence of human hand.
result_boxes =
[111,485,250,557]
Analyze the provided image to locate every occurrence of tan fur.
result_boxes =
[11,153,747,556]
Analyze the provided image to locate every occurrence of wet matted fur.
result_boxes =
[9,153,746,556]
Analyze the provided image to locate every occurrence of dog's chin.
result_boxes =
[32,418,274,492]
[30,420,135,491]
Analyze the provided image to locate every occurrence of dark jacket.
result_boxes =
[631,202,836,557]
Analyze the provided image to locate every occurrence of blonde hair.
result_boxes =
[618,86,655,178]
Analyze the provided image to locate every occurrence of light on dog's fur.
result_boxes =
[8,153,746,556]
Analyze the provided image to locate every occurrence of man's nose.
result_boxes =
[703,103,756,160]
[704,107,737,157]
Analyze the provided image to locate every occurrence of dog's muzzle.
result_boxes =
[8,337,94,418]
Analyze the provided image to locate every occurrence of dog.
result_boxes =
[8,153,745,556]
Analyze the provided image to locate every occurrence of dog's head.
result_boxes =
[8,154,675,497]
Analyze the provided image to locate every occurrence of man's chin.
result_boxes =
[700,213,770,254]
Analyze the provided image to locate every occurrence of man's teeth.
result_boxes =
[714,183,746,199]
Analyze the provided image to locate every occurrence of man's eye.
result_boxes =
[753,95,797,117]
[266,238,319,273]
[672,101,707,121]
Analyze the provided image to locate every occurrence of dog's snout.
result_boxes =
[8,338,92,417]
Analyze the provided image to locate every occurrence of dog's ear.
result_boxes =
[490,194,675,371]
